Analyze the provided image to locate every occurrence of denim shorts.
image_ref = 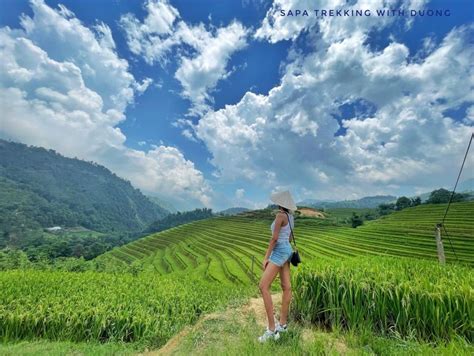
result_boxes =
[269,241,293,267]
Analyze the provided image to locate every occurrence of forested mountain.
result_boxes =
[0,139,169,235]
[217,207,250,216]
[298,195,397,209]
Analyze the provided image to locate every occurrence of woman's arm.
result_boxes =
[263,214,283,269]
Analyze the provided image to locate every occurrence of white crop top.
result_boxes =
[270,213,294,242]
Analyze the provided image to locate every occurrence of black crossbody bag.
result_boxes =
[284,212,301,267]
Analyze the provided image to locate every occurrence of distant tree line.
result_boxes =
[0,229,139,262]
[0,209,217,266]
[0,208,216,264]
[350,188,470,228]
[0,248,132,273]
[377,188,469,216]
[145,208,214,234]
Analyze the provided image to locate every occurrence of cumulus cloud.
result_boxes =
[191,22,474,200]
[255,0,429,43]
[466,106,474,124]
[120,0,249,116]
[102,145,212,208]
[120,0,180,64]
[135,77,154,94]
[0,0,211,209]
[174,21,248,116]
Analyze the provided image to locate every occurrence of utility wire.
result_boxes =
[440,133,473,261]
[441,224,458,261]
[441,133,473,224]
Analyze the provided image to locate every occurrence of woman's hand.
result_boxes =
[262,258,269,271]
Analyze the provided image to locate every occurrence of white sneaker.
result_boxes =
[257,327,280,342]
[275,321,288,333]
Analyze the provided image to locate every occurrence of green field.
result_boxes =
[0,268,253,347]
[1,201,473,353]
[293,256,473,342]
[98,201,473,281]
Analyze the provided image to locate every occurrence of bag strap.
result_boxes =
[283,212,297,248]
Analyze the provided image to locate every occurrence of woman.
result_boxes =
[258,190,297,343]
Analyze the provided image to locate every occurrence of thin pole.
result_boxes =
[251,255,254,276]
[435,224,446,265]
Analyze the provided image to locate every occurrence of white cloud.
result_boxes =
[134,77,153,94]
[174,21,248,116]
[255,0,429,44]
[235,188,245,199]
[17,0,137,113]
[120,0,249,116]
[466,106,474,124]
[0,0,211,210]
[181,128,198,142]
[255,0,320,43]
[191,24,474,200]
[120,0,180,64]
[109,145,212,208]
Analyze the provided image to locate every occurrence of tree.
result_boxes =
[426,189,467,204]
[0,248,32,270]
[72,243,85,258]
[363,211,376,221]
[411,197,422,206]
[378,203,395,216]
[350,212,363,228]
[85,242,107,260]
[396,196,412,210]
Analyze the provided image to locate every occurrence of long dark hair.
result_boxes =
[278,205,290,213]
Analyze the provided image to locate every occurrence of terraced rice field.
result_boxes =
[292,255,473,342]
[0,268,252,345]
[2,202,472,347]
[97,201,474,285]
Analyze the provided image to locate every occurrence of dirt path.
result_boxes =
[144,292,282,355]
[150,312,221,355]
[138,291,351,355]
[241,292,283,327]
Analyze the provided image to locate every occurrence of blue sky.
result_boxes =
[1,0,473,211]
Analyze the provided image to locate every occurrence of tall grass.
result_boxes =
[0,268,252,346]
[291,256,473,342]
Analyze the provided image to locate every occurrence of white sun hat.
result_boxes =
[270,190,297,212]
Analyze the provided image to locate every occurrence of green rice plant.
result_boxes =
[0,269,253,346]
[291,255,473,342]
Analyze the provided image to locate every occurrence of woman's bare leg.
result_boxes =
[258,261,281,331]
[279,260,292,325]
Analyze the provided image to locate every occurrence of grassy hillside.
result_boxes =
[0,139,169,234]
[97,201,474,284]
[2,202,472,353]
